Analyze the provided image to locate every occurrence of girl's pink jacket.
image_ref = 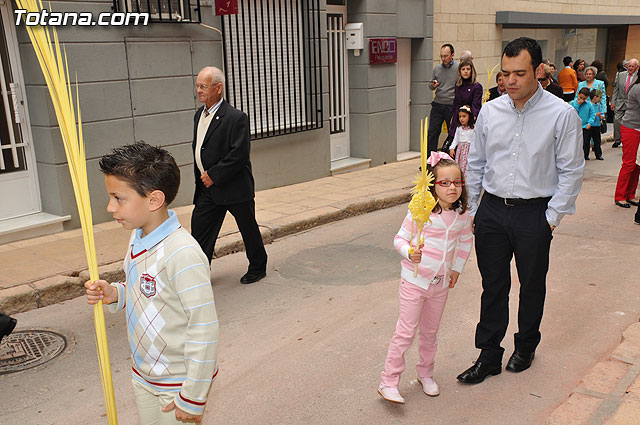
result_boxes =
[394,209,474,290]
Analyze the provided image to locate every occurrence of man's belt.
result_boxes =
[485,192,551,207]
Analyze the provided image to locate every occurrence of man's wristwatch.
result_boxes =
[549,224,556,232]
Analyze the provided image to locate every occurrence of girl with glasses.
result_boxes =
[378,153,473,404]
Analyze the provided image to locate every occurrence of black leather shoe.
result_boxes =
[627,199,640,206]
[506,350,535,372]
[612,142,621,148]
[240,271,266,284]
[615,201,631,208]
[457,362,501,384]
[596,157,604,160]
[0,314,17,343]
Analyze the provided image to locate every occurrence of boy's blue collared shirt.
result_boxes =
[569,99,596,128]
[131,210,180,256]
[591,101,603,126]
[575,80,607,116]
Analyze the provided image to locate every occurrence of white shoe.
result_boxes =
[378,386,405,404]
[418,376,440,397]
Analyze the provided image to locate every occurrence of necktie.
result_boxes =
[626,74,632,93]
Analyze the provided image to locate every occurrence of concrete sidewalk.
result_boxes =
[547,321,640,425]
[543,134,640,425]
[0,157,419,314]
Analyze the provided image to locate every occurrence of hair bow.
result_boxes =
[427,151,453,167]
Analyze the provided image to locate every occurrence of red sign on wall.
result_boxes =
[215,0,238,15]
[369,38,397,64]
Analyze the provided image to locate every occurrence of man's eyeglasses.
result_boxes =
[537,78,547,82]
[434,180,464,187]
[195,83,220,90]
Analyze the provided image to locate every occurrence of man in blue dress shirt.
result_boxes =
[457,38,584,384]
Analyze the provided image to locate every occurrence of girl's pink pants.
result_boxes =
[380,278,449,388]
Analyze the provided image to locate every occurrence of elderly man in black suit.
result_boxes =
[191,66,267,284]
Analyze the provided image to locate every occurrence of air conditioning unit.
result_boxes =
[125,0,186,21]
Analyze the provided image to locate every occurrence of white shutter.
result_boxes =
[327,12,346,134]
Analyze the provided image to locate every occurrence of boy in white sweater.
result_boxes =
[86,142,219,424]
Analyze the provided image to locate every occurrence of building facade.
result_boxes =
[434,1,640,100]
[0,0,435,241]
[2,0,640,241]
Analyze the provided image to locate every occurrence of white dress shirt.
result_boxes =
[195,99,223,174]
[466,85,585,226]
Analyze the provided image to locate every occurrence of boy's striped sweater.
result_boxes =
[109,211,219,416]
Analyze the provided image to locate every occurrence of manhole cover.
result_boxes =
[0,330,67,374]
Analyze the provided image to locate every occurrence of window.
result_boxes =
[114,0,201,23]
[222,0,323,139]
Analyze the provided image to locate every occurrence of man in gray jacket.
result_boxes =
[611,58,638,147]
[427,43,457,155]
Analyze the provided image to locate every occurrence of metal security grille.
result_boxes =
[327,13,346,134]
[114,0,201,23]
[222,0,322,139]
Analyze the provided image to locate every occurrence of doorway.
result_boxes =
[0,3,40,221]
[327,5,350,162]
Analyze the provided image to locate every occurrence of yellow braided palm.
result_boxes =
[407,119,437,276]
[14,0,118,422]
[483,62,501,104]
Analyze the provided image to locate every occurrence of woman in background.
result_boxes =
[576,66,607,119]
[574,59,586,82]
[591,60,609,89]
[448,60,482,139]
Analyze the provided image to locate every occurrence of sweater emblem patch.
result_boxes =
[140,273,157,298]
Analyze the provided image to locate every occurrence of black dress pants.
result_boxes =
[589,126,603,159]
[474,193,553,365]
[191,193,267,273]
[427,102,454,156]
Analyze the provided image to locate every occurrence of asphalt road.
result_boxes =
[2,144,640,425]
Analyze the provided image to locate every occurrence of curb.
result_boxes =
[0,189,410,315]
[546,320,640,425]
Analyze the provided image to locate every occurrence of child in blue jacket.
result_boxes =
[570,87,596,160]
[588,89,605,160]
